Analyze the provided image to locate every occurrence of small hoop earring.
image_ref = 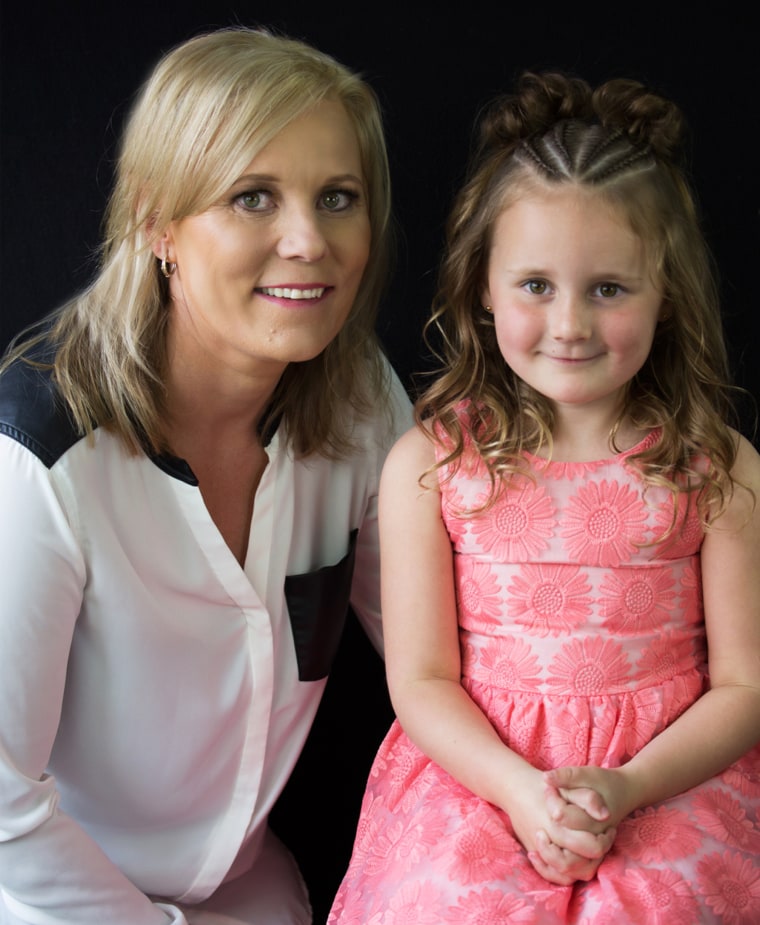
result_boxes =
[160,256,176,279]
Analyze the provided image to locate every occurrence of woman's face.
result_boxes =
[157,100,371,379]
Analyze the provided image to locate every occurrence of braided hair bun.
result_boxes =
[477,71,687,168]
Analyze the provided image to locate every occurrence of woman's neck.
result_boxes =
[162,312,286,448]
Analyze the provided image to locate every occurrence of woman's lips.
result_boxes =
[258,285,328,300]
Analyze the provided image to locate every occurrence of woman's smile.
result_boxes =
[158,100,371,375]
[257,285,330,302]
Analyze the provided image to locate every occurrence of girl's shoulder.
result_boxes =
[729,429,760,476]
[380,417,449,499]
[714,429,760,531]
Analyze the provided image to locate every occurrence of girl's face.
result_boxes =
[482,186,664,425]
[156,100,371,379]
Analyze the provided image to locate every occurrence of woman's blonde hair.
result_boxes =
[420,71,744,523]
[3,27,393,457]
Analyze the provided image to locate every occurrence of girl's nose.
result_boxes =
[276,208,327,262]
[550,294,592,340]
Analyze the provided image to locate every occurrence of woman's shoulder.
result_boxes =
[0,346,83,469]
[349,353,413,451]
[382,355,414,425]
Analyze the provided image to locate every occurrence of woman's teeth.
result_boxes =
[260,287,325,299]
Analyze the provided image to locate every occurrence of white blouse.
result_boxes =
[0,355,412,924]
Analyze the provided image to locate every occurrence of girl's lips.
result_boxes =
[546,352,601,363]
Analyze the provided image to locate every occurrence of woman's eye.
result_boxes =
[320,189,358,212]
[597,283,620,298]
[525,279,548,295]
[237,190,274,211]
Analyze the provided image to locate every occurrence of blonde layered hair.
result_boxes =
[421,72,743,523]
[3,27,393,457]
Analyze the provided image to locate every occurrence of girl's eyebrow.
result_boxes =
[503,265,646,282]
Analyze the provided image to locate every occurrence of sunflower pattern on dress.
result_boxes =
[329,421,760,924]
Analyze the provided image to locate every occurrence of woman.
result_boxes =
[0,27,411,925]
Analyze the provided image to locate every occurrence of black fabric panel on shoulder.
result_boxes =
[0,341,83,469]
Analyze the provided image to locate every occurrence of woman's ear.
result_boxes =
[149,226,174,262]
[143,204,174,259]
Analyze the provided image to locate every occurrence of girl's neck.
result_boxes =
[543,405,647,463]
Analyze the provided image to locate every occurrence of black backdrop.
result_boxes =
[1,3,758,921]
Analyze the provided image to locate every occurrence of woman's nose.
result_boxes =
[276,207,327,261]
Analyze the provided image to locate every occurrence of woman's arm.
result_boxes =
[347,360,414,655]
[0,437,183,925]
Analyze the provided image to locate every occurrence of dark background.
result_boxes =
[2,3,758,922]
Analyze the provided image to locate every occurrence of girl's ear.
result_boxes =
[658,299,672,323]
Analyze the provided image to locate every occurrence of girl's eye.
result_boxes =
[237,190,274,211]
[597,283,620,298]
[320,189,359,212]
[525,279,548,295]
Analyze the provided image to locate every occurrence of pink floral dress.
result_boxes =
[329,427,760,924]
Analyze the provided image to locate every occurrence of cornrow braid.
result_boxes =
[476,71,686,183]
[516,122,655,185]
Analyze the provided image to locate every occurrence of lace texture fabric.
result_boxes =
[329,425,760,924]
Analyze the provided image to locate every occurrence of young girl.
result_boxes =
[329,72,760,923]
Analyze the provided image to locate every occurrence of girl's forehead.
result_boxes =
[500,181,629,216]
[493,185,641,241]
[488,184,660,279]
